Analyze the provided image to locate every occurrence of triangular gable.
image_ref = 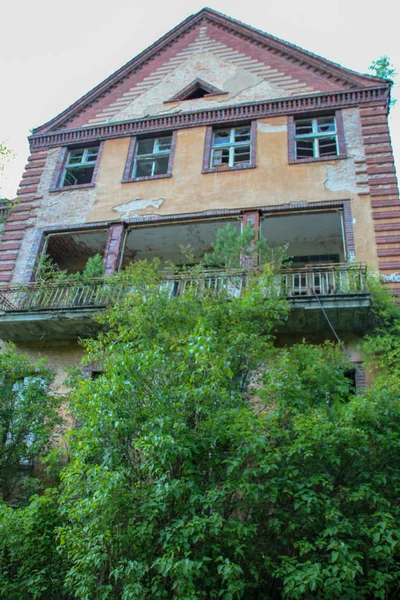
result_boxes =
[34,8,388,134]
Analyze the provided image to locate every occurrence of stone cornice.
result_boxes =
[29,86,390,151]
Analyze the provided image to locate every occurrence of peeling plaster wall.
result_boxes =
[107,52,290,123]
[324,108,368,195]
[11,148,100,283]
[36,148,97,226]
[11,110,379,284]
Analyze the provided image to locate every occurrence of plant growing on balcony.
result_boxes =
[203,223,287,270]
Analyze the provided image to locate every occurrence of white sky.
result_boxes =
[1,0,399,198]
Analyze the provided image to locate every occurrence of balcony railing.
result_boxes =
[0,264,368,314]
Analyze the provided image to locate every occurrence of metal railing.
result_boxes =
[0,264,368,314]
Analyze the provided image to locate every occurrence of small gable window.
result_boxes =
[61,146,100,187]
[168,78,224,102]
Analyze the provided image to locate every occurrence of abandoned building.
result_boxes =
[0,8,399,388]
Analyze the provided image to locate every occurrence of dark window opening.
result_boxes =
[344,369,357,394]
[184,86,210,100]
[39,230,108,277]
[61,146,99,187]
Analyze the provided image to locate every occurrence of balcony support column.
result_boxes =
[241,211,260,268]
[103,224,124,275]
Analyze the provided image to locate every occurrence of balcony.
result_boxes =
[0,264,371,341]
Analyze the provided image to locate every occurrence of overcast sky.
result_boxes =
[1,0,398,198]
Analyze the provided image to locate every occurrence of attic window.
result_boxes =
[184,86,210,100]
[168,78,224,102]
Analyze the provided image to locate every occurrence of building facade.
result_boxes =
[0,8,398,384]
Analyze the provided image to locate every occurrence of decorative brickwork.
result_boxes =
[0,149,49,283]
[241,211,260,267]
[103,224,125,275]
[29,87,389,151]
[33,9,385,134]
[359,103,400,293]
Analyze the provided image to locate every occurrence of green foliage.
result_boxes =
[204,223,287,269]
[0,491,70,599]
[36,253,105,283]
[1,259,400,599]
[369,56,397,81]
[368,56,397,110]
[362,273,400,393]
[0,346,63,504]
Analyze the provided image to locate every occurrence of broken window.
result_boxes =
[294,116,338,159]
[133,136,172,178]
[61,146,99,187]
[210,126,251,168]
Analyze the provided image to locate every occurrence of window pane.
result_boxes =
[137,139,155,155]
[153,156,169,175]
[318,137,338,156]
[317,118,336,134]
[67,149,85,165]
[296,139,314,159]
[156,137,172,152]
[135,158,154,177]
[62,166,94,187]
[233,146,250,165]
[234,127,251,143]
[212,148,230,166]
[213,130,231,146]
[295,120,313,135]
[85,148,99,162]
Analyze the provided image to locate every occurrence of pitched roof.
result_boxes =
[34,7,389,134]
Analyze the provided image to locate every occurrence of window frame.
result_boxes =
[202,122,257,174]
[49,143,104,192]
[288,111,346,164]
[122,132,177,183]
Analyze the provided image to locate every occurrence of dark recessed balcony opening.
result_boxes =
[120,219,242,269]
[261,210,346,267]
[40,229,108,276]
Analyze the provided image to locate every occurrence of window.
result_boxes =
[133,136,172,178]
[202,123,256,173]
[61,146,100,187]
[294,116,338,159]
[211,127,251,168]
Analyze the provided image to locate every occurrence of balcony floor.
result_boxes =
[0,307,104,341]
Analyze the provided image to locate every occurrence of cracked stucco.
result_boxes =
[109,53,287,123]
[324,108,368,194]
[113,198,165,219]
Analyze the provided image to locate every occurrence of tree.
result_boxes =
[52,262,400,599]
[0,346,63,504]
[1,260,400,598]
[369,56,397,109]
[0,141,15,200]
[369,56,397,81]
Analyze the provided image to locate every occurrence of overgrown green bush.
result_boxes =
[1,262,400,599]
